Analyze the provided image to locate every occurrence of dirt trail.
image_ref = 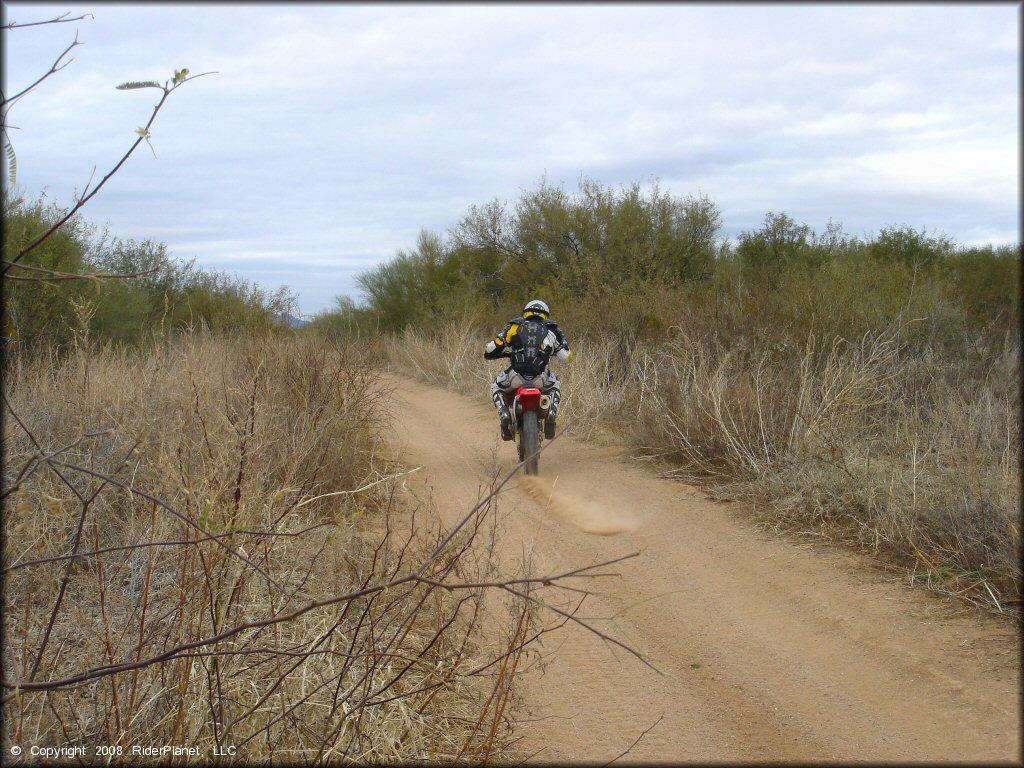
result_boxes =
[384,375,1020,763]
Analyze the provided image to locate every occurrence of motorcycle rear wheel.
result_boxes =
[521,410,540,475]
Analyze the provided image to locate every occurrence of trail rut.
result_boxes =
[384,374,1020,763]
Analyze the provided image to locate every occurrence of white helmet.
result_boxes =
[522,299,550,320]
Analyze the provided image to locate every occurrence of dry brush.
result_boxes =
[2,332,634,763]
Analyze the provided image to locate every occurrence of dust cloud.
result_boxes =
[517,474,638,535]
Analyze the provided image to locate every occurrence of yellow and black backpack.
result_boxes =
[509,317,551,377]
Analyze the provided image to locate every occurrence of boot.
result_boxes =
[544,389,560,439]
[493,391,514,441]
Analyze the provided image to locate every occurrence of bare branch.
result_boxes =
[294,467,422,507]
[2,70,216,275]
[3,523,332,573]
[46,458,287,593]
[601,715,664,766]
[26,438,141,682]
[1,557,645,697]
[416,430,566,577]
[1,12,93,31]
[0,259,160,283]
[500,583,660,675]
[1,31,82,113]
[1,428,114,500]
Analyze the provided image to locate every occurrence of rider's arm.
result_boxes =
[483,320,519,360]
[548,322,573,362]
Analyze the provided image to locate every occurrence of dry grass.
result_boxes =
[1,332,565,763]
[380,319,492,393]
[635,322,1021,611]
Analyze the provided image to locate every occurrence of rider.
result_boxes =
[484,299,572,441]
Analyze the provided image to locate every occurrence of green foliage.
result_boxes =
[3,194,91,350]
[866,224,953,268]
[85,238,170,344]
[116,67,193,92]
[356,229,478,330]
[735,211,813,279]
[4,193,299,354]
[173,268,295,335]
[347,178,1020,371]
[116,80,162,91]
[733,214,866,287]
[82,232,297,345]
[304,296,381,340]
[939,243,1021,329]
[353,176,723,332]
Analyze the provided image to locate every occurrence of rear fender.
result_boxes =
[514,387,542,414]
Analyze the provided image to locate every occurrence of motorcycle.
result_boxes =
[503,383,551,475]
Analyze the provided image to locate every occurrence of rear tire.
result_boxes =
[521,410,540,475]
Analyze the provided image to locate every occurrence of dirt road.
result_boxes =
[385,375,1020,763]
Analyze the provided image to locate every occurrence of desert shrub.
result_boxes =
[2,194,93,352]
[867,224,954,268]
[940,244,1021,331]
[355,176,722,332]
[2,333,534,761]
[631,320,1020,608]
[3,194,301,355]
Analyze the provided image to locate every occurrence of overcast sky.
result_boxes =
[2,2,1019,316]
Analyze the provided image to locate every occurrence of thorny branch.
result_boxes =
[1,12,93,31]
[1,547,639,697]
[45,458,286,592]
[2,396,651,749]
[602,715,665,766]
[0,259,161,283]
[3,522,333,573]
[0,25,86,111]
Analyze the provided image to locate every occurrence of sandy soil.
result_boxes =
[384,374,1020,763]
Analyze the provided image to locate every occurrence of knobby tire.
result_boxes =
[522,409,540,475]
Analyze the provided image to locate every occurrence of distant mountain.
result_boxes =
[277,312,310,329]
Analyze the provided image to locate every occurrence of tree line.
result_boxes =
[3,193,297,353]
[321,175,1018,351]
[5,174,1018,356]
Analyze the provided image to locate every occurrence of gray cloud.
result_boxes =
[4,2,1018,315]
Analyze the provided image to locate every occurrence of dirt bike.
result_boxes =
[503,384,552,475]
